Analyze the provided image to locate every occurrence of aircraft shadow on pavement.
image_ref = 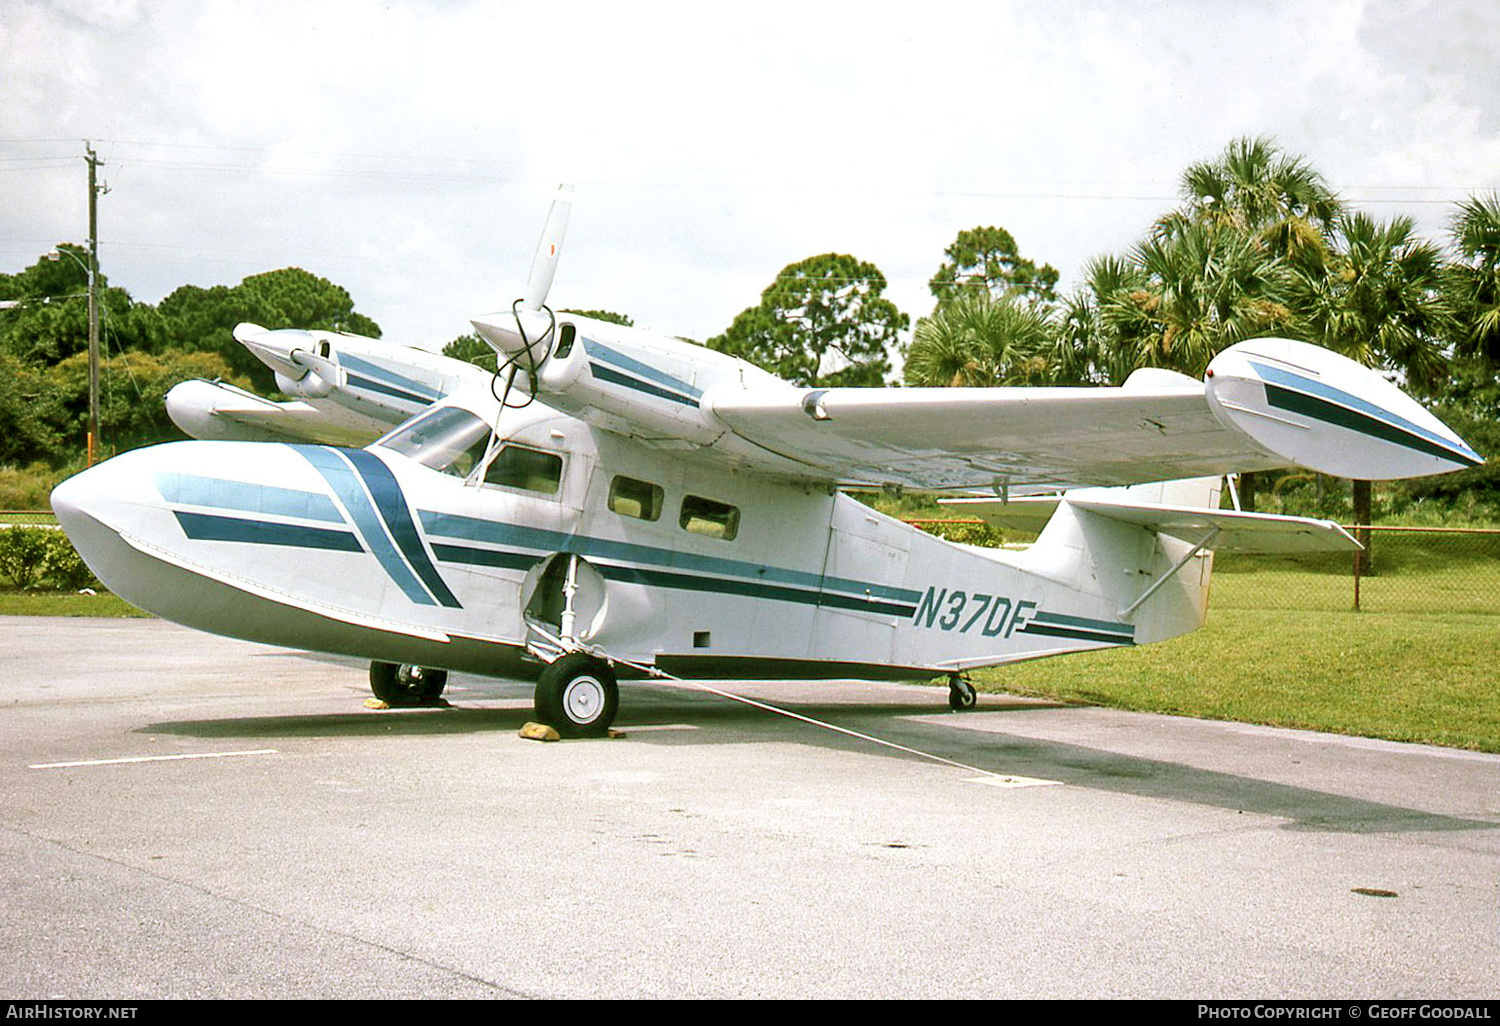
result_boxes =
[138,678,1498,837]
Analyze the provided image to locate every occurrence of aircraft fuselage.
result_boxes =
[52,391,1213,685]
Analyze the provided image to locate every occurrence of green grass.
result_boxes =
[978,568,1500,753]
[0,588,149,617]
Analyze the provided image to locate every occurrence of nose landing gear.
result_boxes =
[534,652,619,738]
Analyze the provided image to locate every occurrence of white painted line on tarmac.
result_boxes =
[962,774,1064,789]
[30,749,280,769]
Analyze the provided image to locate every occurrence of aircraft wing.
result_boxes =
[703,340,1482,491]
[707,380,1288,492]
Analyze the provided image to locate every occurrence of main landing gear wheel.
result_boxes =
[534,653,618,738]
[948,675,977,712]
[369,661,448,706]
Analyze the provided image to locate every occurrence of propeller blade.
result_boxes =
[521,184,573,312]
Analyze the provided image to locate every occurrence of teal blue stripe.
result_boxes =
[582,339,703,399]
[293,445,436,606]
[589,363,701,407]
[346,374,433,408]
[1023,611,1134,645]
[154,473,344,524]
[174,511,363,552]
[343,449,461,608]
[341,353,444,401]
[1248,360,1481,464]
[417,510,922,604]
[1030,611,1133,634]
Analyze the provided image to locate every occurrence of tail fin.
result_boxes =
[950,475,1358,645]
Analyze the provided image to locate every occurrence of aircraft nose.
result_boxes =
[50,449,166,593]
[51,452,133,531]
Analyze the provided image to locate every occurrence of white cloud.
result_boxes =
[2,0,1498,347]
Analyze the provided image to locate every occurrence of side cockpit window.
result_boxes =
[484,445,563,495]
[379,407,492,478]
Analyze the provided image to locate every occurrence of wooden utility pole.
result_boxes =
[85,143,103,466]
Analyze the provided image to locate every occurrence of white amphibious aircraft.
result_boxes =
[53,188,1482,736]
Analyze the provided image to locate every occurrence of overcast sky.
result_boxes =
[3,0,1498,353]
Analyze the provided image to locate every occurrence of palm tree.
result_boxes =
[1445,193,1500,370]
[1104,220,1296,378]
[1054,254,1148,385]
[1167,135,1342,268]
[1124,137,1341,511]
[1289,211,1452,560]
[904,292,1057,387]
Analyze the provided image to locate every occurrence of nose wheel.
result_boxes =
[948,675,977,711]
[534,653,619,738]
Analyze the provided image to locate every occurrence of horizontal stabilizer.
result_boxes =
[1067,499,1359,553]
[949,494,1359,553]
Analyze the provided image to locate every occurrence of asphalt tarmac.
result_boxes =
[2,616,1497,999]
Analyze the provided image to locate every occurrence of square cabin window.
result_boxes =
[483,445,563,495]
[608,476,664,521]
[679,495,740,541]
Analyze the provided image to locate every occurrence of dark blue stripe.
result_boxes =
[342,449,463,609]
[174,511,364,552]
[430,539,918,617]
[341,353,444,401]
[595,562,917,616]
[417,510,922,604]
[583,339,703,399]
[1030,611,1135,636]
[291,446,437,606]
[346,374,436,409]
[1263,383,1483,468]
[1249,360,1482,467]
[1020,622,1135,646]
[430,543,538,571]
[589,363,702,408]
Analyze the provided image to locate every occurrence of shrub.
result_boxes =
[41,531,97,590]
[0,462,78,510]
[0,526,98,591]
[0,526,50,589]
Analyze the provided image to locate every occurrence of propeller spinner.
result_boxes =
[234,323,347,398]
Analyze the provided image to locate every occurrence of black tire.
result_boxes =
[948,677,977,711]
[369,662,448,705]
[534,653,618,738]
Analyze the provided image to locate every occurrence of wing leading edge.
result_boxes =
[703,340,1480,492]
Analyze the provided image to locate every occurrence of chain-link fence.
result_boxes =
[0,510,59,528]
[1216,526,1500,615]
[911,518,1500,616]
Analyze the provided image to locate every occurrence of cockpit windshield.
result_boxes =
[378,406,492,478]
